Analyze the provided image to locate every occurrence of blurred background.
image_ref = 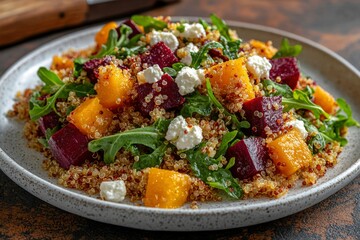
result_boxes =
[0,0,359,239]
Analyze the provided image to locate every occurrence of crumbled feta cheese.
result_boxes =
[150,30,179,52]
[285,119,308,139]
[100,180,126,203]
[176,23,206,39]
[165,116,203,150]
[137,64,163,84]
[178,43,199,66]
[246,55,272,79]
[175,67,203,95]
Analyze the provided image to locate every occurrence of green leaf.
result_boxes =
[219,36,241,60]
[37,67,64,94]
[273,38,302,59]
[210,14,232,41]
[198,18,209,30]
[336,98,360,127]
[180,91,213,117]
[263,79,293,98]
[172,62,186,71]
[131,15,167,32]
[177,24,185,33]
[185,144,243,199]
[93,29,118,59]
[73,58,87,78]
[38,126,59,148]
[133,144,168,170]
[57,82,96,98]
[163,67,177,77]
[225,157,235,170]
[206,79,250,132]
[88,119,170,164]
[190,41,223,69]
[214,131,238,158]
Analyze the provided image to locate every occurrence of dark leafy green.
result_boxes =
[210,14,232,41]
[93,29,119,58]
[177,24,185,33]
[73,58,87,78]
[272,38,302,59]
[198,18,209,30]
[220,36,241,60]
[38,126,59,148]
[214,130,238,158]
[263,80,329,119]
[206,79,250,133]
[162,67,177,77]
[133,143,168,170]
[190,41,223,69]
[131,15,167,32]
[180,91,213,117]
[88,119,170,165]
[29,68,95,121]
[185,144,243,199]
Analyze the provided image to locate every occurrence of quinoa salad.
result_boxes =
[8,14,360,209]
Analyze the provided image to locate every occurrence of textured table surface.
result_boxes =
[0,0,359,239]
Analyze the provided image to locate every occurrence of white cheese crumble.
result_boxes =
[246,55,272,79]
[175,67,204,95]
[165,116,203,150]
[285,119,308,139]
[178,43,199,66]
[137,64,163,84]
[150,30,179,52]
[99,180,126,203]
[176,23,206,39]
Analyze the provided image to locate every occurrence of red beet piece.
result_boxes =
[243,96,283,137]
[226,137,268,180]
[38,112,60,136]
[120,19,142,39]
[269,57,300,90]
[209,48,229,62]
[83,56,112,83]
[136,74,185,115]
[48,123,92,170]
[141,42,179,69]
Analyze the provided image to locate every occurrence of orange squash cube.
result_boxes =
[206,57,255,101]
[51,55,74,70]
[95,21,118,46]
[68,97,113,139]
[267,129,312,176]
[144,168,191,209]
[250,40,277,59]
[313,85,337,115]
[95,64,133,109]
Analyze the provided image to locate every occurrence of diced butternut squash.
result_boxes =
[144,168,191,209]
[68,97,113,139]
[313,85,337,115]
[95,64,133,109]
[250,40,277,59]
[51,55,74,70]
[95,21,118,46]
[206,57,255,101]
[267,129,312,176]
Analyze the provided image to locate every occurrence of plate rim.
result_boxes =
[0,17,359,229]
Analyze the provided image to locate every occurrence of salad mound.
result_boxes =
[8,14,359,209]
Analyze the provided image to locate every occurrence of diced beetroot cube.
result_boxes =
[48,123,92,169]
[243,96,283,137]
[136,74,185,115]
[269,57,300,90]
[209,48,229,62]
[38,112,60,136]
[83,56,112,83]
[141,42,179,69]
[120,19,142,39]
[226,137,268,180]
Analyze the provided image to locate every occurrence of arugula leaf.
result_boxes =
[263,80,329,119]
[225,157,235,170]
[131,15,167,32]
[198,18,209,30]
[214,131,238,158]
[180,91,213,117]
[206,79,250,132]
[38,126,59,148]
[273,38,302,59]
[29,68,95,120]
[162,67,177,77]
[220,36,241,60]
[185,144,243,199]
[210,14,232,41]
[133,143,168,170]
[88,119,170,164]
[73,58,87,78]
[93,29,119,59]
[336,98,360,127]
[177,24,185,33]
[172,63,186,71]
[190,41,223,69]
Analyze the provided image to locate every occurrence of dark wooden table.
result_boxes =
[1,0,359,239]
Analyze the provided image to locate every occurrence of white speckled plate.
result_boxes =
[0,18,359,231]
